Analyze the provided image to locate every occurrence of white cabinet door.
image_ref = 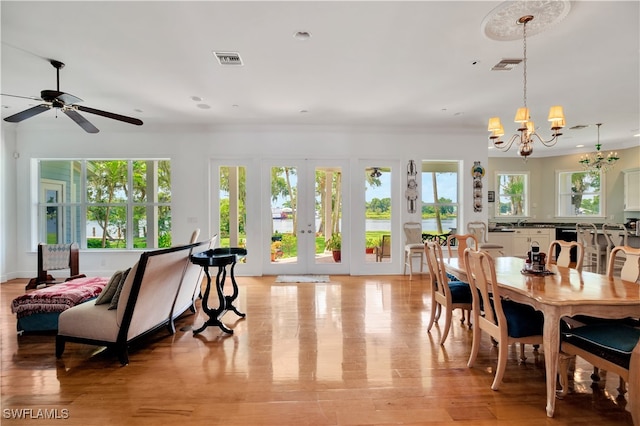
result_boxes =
[512,230,530,258]
[624,169,640,211]
[512,229,553,258]
[488,232,513,256]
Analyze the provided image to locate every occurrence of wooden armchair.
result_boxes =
[27,243,85,290]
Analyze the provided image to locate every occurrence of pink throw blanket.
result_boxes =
[11,276,108,319]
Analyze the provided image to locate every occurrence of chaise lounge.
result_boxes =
[56,238,213,365]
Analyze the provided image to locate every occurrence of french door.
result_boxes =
[262,159,349,275]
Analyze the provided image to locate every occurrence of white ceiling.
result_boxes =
[1,1,639,157]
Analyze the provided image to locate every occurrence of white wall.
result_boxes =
[1,127,18,281]
[2,124,487,278]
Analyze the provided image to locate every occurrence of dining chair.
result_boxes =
[375,235,391,262]
[463,248,544,390]
[567,245,640,388]
[607,245,640,283]
[576,223,607,274]
[546,240,584,272]
[403,222,425,280]
[602,223,629,275]
[445,233,478,259]
[424,241,473,345]
[467,221,504,257]
[558,323,640,426]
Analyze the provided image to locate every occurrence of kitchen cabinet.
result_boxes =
[511,228,554,258]
[624,168,640,211]
[487,232,513,256]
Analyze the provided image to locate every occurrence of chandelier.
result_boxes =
[488,15,565,158]
[578,123,620,173]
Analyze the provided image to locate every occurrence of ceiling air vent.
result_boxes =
[491,58,522,71]
[213,51,243,66]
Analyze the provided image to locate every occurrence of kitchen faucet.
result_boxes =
[517,219,527,227]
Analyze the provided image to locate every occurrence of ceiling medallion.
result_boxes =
[481,0,571,41]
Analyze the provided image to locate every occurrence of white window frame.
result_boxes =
[494,171,529,218]
[555,169,605,218]
[36,159,171,250]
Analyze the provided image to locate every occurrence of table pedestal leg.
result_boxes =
[193,265,234,334]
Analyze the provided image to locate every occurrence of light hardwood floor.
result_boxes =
[1,275,634,425]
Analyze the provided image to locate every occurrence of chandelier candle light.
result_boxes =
[578,123,619,172]
[488,15,565,158]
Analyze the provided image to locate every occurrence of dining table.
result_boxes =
[443,256,640,418]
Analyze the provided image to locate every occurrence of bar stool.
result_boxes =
[576,223,607,274]
[602,223,629,275]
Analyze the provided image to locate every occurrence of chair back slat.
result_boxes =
[607,245,640,283]
[546,240,584,272]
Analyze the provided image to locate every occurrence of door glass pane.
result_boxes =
[421,161,458,237]
[317,167,342,264]
[219,166,247,249]
[365,166,391,263]
[270,167,298,263]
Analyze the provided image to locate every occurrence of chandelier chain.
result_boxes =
[522,19,527,109]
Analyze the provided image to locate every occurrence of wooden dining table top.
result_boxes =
[444,256,640,308]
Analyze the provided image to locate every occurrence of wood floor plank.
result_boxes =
[1,275,634,425]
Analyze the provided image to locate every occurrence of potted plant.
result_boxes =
[271,240,283,261]
[365,237,376,254]
[325,233,341,262]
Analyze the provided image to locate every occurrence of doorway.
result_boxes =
[262,159,349,275]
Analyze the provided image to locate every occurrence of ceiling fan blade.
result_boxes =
[1,93,44,101]
[75,105,143,126]
[4,104,50,122]
[64,109,99,133]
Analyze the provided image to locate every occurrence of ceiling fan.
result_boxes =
[2,59,143,133]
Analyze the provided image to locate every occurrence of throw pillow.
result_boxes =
[108,267,131,310]
[94,270,124,305]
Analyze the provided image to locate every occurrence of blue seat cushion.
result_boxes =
[448,280,472,304]
[447,273,460,282]
[562,323,640,369]
[567,314,640,328]
[501,300,544,338]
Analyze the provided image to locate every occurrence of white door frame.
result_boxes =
[261,158,350,275]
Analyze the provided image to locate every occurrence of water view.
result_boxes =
[272,218,457,234]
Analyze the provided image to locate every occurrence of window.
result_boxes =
[421,161,459,235]
[38,159,171,249]
[496,172,528,217]
[557,170,603,217]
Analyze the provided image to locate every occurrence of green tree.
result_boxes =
[87,160,128,247]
